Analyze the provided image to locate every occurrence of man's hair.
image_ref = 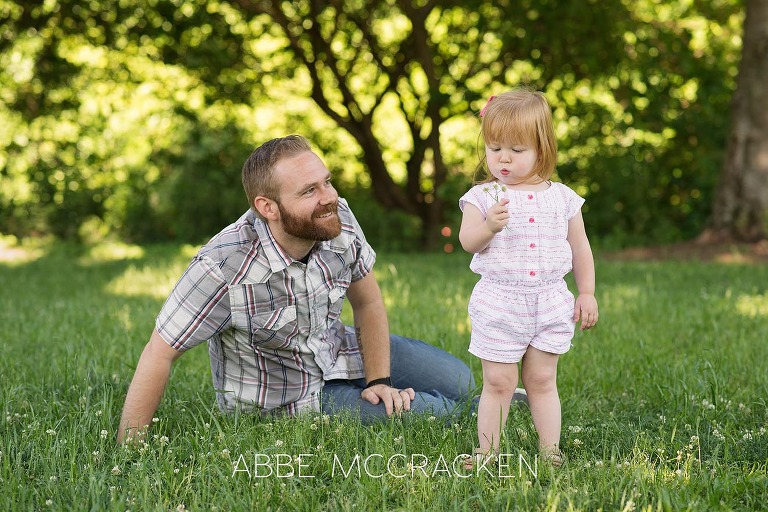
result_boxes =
[476,88,557,184]
[242,134,313,214]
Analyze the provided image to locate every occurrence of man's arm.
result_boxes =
[117,329,183,443]
[345,272,415,415]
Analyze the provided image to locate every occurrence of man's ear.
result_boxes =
[253,196,279,221]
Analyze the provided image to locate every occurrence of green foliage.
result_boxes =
[0,0,747,248]
[1,242,767,509]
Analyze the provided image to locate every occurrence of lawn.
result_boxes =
[1,240,766,511]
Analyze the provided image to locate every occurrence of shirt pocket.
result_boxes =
[229,284,300,350]
[326,286,346,325]
[250,306,299,349]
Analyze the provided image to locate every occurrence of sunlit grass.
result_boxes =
[1,243,767,510]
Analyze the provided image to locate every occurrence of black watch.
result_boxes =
[364,376,392,389]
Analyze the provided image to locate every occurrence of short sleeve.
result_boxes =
[459,186,489,217]
[559,184,585,220]
[338,199,376,282]
[156,256,232,351]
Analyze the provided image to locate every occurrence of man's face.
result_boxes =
[274,151,341,241]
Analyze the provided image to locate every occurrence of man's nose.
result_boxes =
[320,184,338,203]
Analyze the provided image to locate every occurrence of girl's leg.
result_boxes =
[476,359,519,453]
[520,347,561,451]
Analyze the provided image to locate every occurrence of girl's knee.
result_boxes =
[521,367,557,391]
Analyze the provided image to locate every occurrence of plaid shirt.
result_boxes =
[156,199,375,416]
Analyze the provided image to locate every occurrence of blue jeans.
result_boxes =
[321,334,476,423]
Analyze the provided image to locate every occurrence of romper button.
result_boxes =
[529,271,536,276]
[528,194,533,200]
[530,243,536,248]
[529,217,535,223]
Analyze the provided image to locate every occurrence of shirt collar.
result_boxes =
[248,207,357,273]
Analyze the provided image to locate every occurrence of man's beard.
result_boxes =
[278,201,342,241]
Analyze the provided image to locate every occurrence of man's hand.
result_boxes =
[361,385,416,416]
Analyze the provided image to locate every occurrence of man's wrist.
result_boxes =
[365,376,392,389]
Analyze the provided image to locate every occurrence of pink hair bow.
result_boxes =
[479,95,496,117]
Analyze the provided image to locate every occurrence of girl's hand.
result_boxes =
[573,294,599,330]
[485,198,510,233]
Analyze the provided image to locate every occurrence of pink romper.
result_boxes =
[459,181,585,363]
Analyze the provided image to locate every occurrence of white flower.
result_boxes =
[275,439,284,447]
[111,466,121,475]
[100,430,108,439]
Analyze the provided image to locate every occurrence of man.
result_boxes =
[117,135,478,443]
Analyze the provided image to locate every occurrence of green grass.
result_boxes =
[1,241,767,511]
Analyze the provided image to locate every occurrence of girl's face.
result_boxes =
[484,140,538,186]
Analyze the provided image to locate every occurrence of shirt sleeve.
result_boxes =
[156,255,232,351]
[560,184,586,220]
[459,186,488,217]
[338,199,376,282]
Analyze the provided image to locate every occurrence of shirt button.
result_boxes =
[529,217,535,223]
[530,243,536,248]
[528,194,533,200]
[529,271,536,276]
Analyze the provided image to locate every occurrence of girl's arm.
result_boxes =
[459,199,509,253]
[567,210,599,330]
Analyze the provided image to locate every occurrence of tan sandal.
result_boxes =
[540,446,565,468]
[463,448,497,470]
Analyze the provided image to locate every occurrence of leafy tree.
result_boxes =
[0,0,748,250]
[704,0,768,242]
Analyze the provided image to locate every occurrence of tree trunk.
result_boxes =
[703,0,768,243]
